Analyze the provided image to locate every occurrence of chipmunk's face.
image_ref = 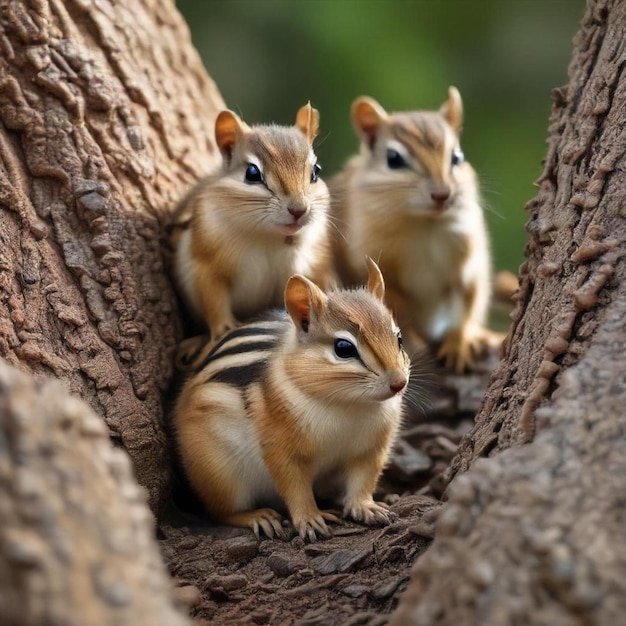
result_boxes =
[351,88,477,218]
[213,104,329,237]
[284,260,410,407]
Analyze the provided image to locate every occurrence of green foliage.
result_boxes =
[178,0,583,272]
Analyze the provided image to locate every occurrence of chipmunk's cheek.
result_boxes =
[408,192,433,214]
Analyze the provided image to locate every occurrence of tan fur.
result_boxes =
[173,261,410,541]
[331,87,501,372]
[171,103,335,339]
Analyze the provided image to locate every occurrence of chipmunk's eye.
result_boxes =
[311,162,322,183]
[397,332,403,349]
[334,338,359,359]
[451,147,464,167]
[245,164,264,184]
[386,149,408,169]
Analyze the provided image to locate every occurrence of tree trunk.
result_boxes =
[392,0,626,622]
[0,360,190,625]
[0,0,224,512]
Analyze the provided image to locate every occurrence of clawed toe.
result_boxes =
[344,500,396,526]
[252,512,287,540]
[295,509,342,542]
[438,327,504,373]
[226,508,287,541]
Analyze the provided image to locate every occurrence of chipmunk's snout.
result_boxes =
[430,184,451,210]
[431,191,450,207]
[389,375,407,395]
[287,199,309,221]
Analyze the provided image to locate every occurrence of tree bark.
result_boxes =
[0,360,189,625]
[392,0,626,622]
[0,0,224,511]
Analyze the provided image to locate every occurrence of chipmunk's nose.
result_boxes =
[431,190,450,207]
[389,376,407,395]
[287,200,308,221]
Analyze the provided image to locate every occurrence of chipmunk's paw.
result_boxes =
[438,327,504,374]
[437,328,473,373]
[344,499,397,526]
[174,334,212,371]
[294,510,341,543]
[246,508,287,540]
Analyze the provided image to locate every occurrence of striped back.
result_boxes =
[185,312,289,389]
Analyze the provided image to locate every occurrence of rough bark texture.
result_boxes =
[392,1,626,622]
[0,360,190,625]
[444,0,623,483]
[0,0,225,511]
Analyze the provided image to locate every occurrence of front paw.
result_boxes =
[247,508,287,540]
[344,499,397,526]
[437,327,503,374]
[437,328,471,373]
[293,510,341,543]
[174,334,212,371]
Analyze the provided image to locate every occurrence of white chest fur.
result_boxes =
[230,237,315,319]
[288,385,402,474]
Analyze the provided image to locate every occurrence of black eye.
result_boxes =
[311,162,322,183]
[245,164,264,184]
[386,148,408,169]
[334,338,359,359]
[397,332,403,349]
[451,147,464,167]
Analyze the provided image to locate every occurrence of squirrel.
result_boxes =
[330,87,501,373]
[170,103,334,340]
[172,259,410,542]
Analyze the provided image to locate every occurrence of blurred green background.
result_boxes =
[177,0,583,274]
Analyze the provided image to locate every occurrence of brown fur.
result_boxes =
[171,103,334,340]
[173,261,410,541]
[331,87,502,372]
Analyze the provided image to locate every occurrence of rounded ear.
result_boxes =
[365,257,385,302]
[215,110,249,163]
[351,96,388,150]
[439,86,463,135]
[285,274,327,333]
[294,102,320,143]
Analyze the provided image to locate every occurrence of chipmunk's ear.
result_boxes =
[365,257,385,302]
[285,275,327,333]
[294,102,320,143]
[352,96,388,150]
[440,86,463,135]
[215,110,250,163]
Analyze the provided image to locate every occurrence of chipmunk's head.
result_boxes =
[283,258,410,406]
[350,87,477,217]
[213,103,329,237]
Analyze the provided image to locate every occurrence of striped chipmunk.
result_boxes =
[331,87,502,373]
[171,103,334,341]
[173,259,410,542]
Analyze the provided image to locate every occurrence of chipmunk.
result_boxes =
[331,87,501,373]
[173,259,410,542]
[171,103,334,340]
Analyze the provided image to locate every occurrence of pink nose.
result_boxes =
[288,205,307,220]
[389,378,407,394]
[431,191,450,206]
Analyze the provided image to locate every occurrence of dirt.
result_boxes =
[158,349,499,625]
[161,495,438,625]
